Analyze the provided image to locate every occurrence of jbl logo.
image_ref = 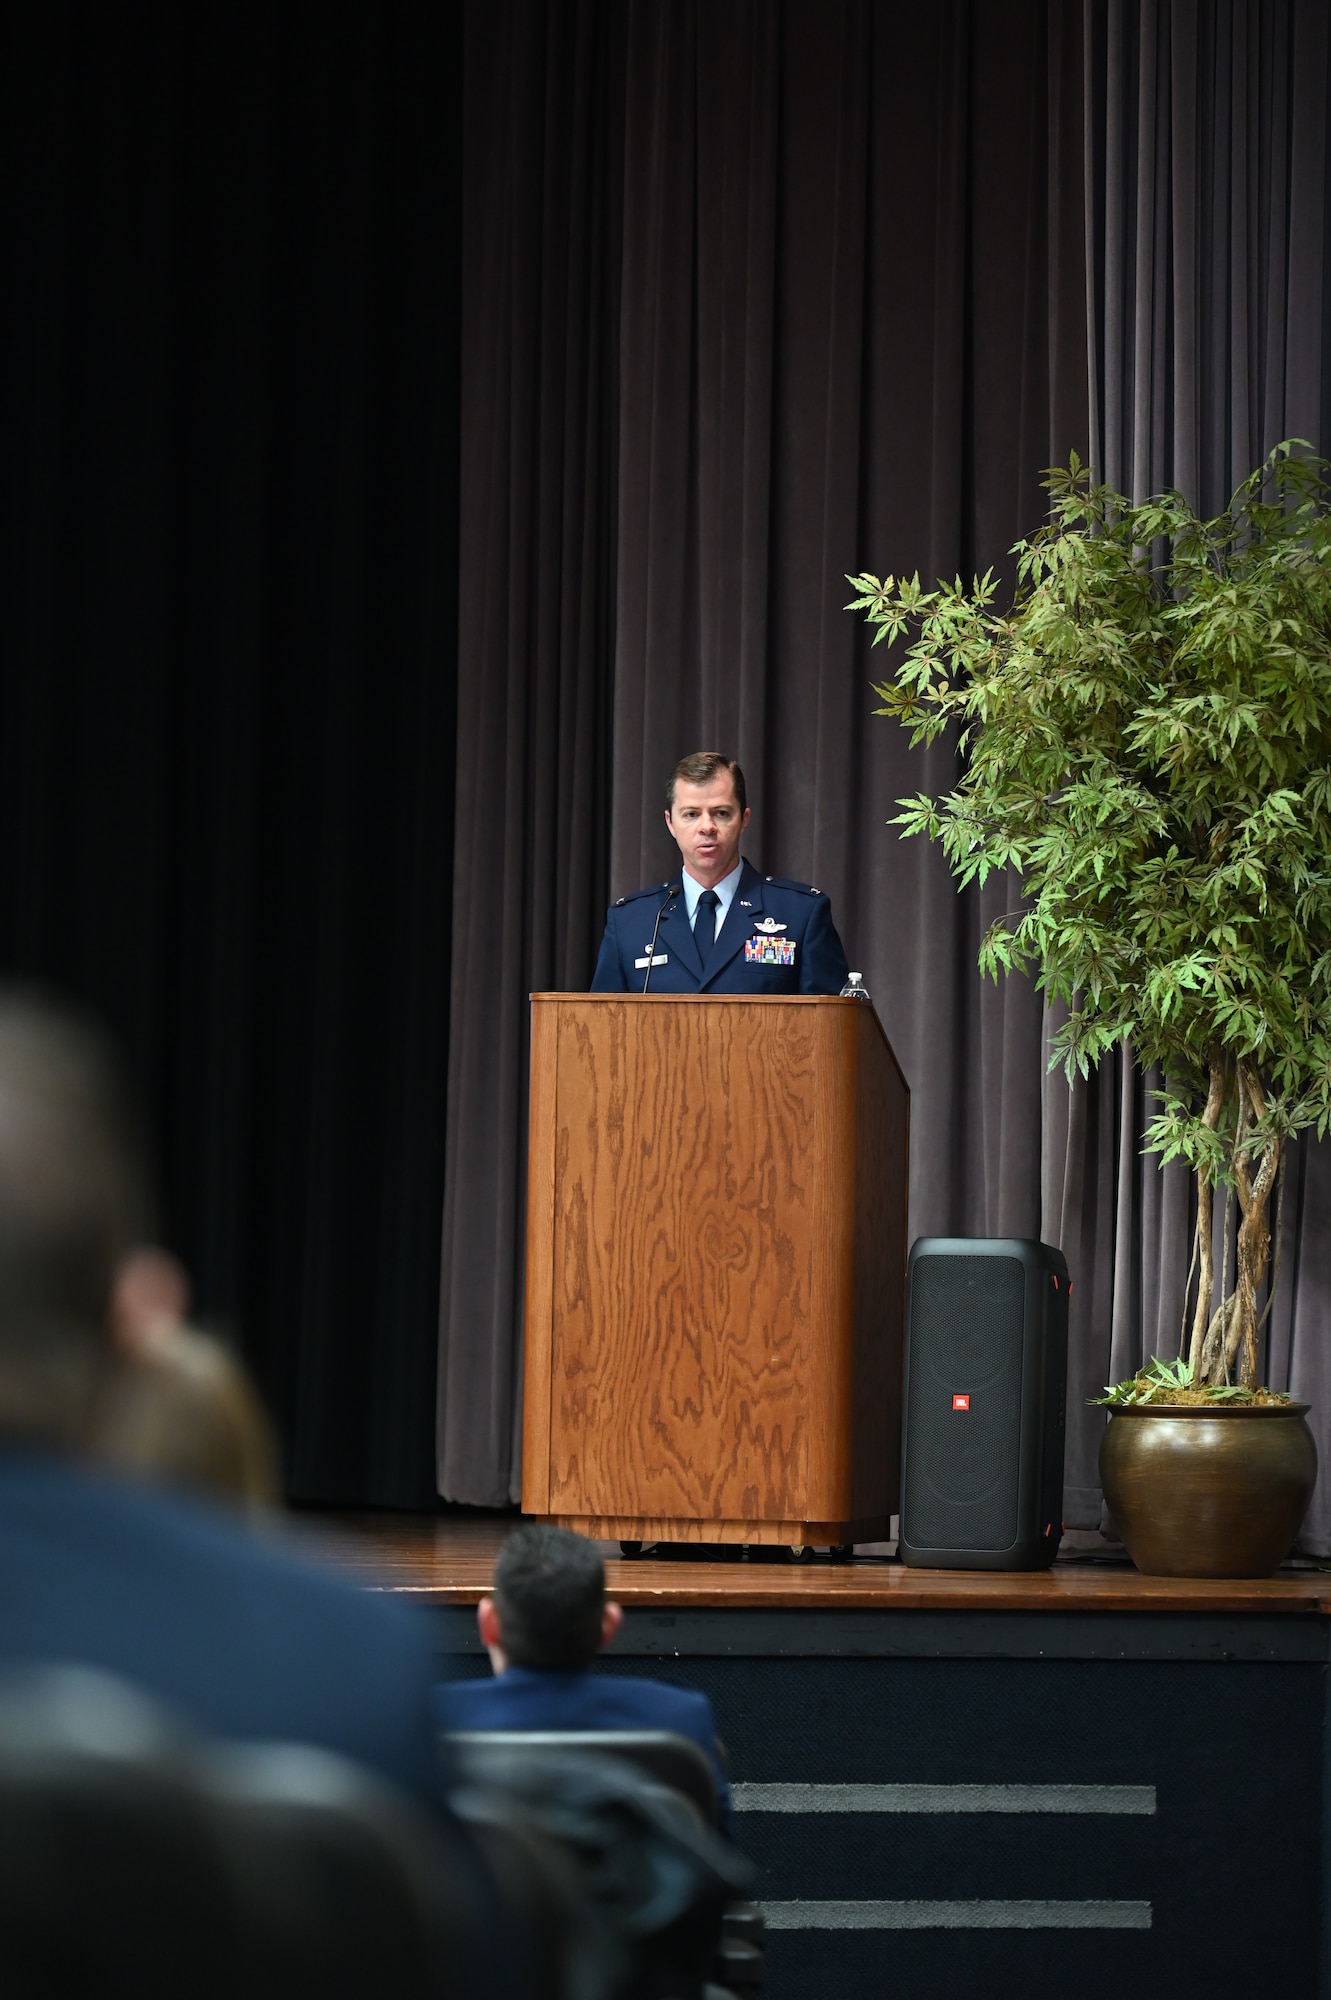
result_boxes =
[951,1393,970,1411]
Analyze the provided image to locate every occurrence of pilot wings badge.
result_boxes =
[752,917,788,934]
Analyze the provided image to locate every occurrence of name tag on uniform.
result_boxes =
[635,954,669,969]
[745,936,797,966]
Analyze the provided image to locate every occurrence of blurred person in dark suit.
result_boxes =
[441,1524,736,1838]
[0,990,457,1821]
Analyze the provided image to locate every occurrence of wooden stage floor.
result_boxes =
[298,1509,1331,1614]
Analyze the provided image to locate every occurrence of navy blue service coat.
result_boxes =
[439,1664,735,1836]
[591,858,850,995]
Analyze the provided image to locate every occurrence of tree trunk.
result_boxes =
[1186,1061,1228,1376]
[1202,1061,1279,1388]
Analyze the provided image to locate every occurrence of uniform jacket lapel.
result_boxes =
[657,883,702,983]
[699,861,764,990]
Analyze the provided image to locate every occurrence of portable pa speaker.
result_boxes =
[899,1237,1069,1569]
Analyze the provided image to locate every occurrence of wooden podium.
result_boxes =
[521,995,910,1547]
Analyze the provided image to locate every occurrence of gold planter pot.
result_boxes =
[1099,1402,1317,1578]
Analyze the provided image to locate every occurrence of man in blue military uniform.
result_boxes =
[591,751,850,995]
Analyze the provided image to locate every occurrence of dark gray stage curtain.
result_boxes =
[447,0,1331,1545]
[1049,0,1331,1545]
[444,0,1088,1504]
[438,1,626,1499]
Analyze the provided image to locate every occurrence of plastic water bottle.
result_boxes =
[840,972,872,1002]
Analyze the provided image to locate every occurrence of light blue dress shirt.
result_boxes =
[682,858,744,933]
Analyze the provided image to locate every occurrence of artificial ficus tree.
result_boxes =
[848,444,1331,1388]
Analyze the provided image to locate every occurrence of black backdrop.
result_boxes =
[0,3,462,1505]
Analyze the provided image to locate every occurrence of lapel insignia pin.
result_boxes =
[752,917,788,934]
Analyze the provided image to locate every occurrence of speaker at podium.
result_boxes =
[899,1237,1069,1570]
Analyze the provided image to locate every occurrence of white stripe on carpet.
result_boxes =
[732,1782,1154,1814]
[761,1899,1152,1930]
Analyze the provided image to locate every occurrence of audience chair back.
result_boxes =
[449,1729,756,2000]
[452,1727,719,1827]
[0,1666,487,2000]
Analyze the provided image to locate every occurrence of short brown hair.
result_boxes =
[665,752,747,815]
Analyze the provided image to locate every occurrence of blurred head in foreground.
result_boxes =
[479,1524,621,1673]
[0,991,151,1441]
[0,989,278,1509]
[92,1314,280,1513]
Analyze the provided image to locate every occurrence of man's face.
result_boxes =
[665,773,751,887]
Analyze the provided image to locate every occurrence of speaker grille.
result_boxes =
[904,1254,1025,1552]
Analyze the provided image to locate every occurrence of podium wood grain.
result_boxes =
[523,995,908,1543]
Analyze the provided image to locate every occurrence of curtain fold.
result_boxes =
[1092,0,1330,509]
[440,0,624,1501]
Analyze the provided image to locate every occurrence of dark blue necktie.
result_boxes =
[696,888,721,966]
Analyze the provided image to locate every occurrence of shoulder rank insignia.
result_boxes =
[752,917,788,934]
[615,881,675,908]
